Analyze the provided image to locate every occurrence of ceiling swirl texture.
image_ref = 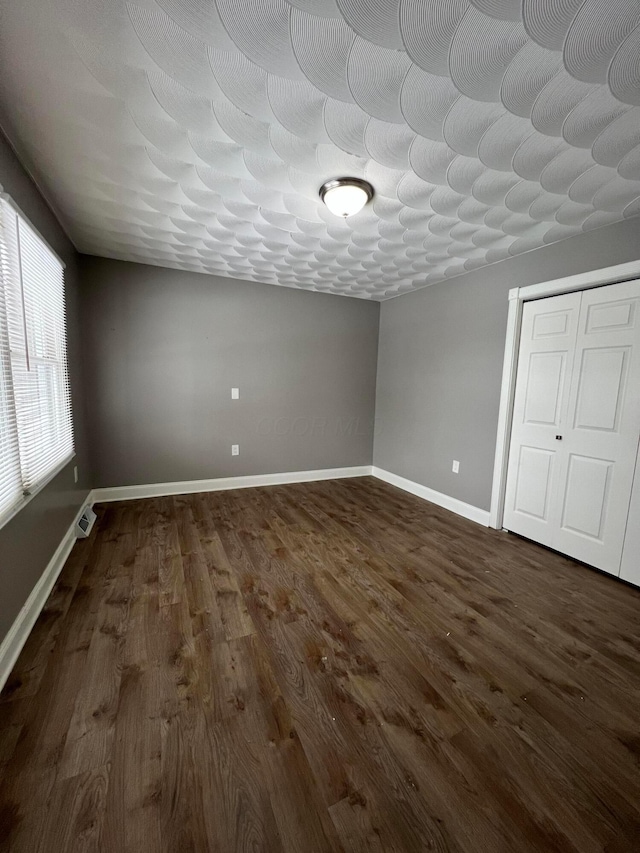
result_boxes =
[0,0,639,299]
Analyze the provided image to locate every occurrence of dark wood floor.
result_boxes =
[1,477,640,852]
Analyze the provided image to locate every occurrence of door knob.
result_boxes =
[555,435,563,440]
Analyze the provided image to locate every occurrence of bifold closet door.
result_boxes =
[503,292,581,550]
[504,279,640,576]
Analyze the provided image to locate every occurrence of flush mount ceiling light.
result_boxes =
[319,178,374,218]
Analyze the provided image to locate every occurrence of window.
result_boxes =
[0,195,74,524]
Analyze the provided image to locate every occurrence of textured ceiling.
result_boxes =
[0,0,639,300]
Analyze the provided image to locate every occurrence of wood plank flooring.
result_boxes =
[1,476,640,852]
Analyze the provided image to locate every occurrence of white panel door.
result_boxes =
[504,280,640,575]
[554,280,640,573]
[503,292,581,546]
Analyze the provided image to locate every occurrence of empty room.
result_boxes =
[1,0,640,850]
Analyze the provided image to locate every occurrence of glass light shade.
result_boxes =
[320,179,373,217]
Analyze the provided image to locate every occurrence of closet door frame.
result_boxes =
[490,259,640,531]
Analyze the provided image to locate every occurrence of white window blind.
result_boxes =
[0,196,74,524]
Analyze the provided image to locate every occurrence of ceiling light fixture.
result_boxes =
[319,178,374,218]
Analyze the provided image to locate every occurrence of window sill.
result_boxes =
[0,452,77,531]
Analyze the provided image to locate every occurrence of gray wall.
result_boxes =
[0,129,90,642]
[374,217,640,512]
[79,257,379,487]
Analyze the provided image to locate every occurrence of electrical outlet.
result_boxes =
[232,444,239,456]
[231,387,239,399]
[73,465,78,483]
[452,460,460,474]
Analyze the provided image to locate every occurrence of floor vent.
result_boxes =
[75,505,97,539]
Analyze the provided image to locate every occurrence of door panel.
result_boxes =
[523,352,566,426]
[532,309,571,338]
[513,447,555,520]
[560,455,612,540]
[572,347,629,432]
[585,298,636,333]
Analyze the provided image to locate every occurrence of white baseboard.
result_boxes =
[371,466,491,527]
[93,466,490,529]
[0,499,89,694]
[91,466,374,503]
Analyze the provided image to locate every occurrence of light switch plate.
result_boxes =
[452,460,459,474]
[231,387,239,399]
[232,444,239,456]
